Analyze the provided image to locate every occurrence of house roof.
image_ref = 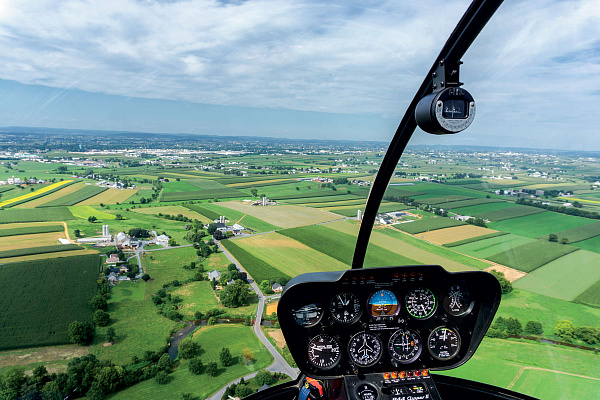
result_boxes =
[208,270,221,280]
[272,283,283,290]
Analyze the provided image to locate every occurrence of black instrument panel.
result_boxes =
[278,265,501,379]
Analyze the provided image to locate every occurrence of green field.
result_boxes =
[487,240,578,272]
[0,207,74,224]
[142,247,199,296]
[197,203,281,232]
[327,203,410,217]
[572,235,600,253]
[452,234,536,258]
[161,188,248,202]
[161,180,203,192]
[0,224,63,237]
[575,278,600,308]
[417,195,474,205]
[173,280,258,318]
[0,244,81,259]
[229,179,298,190]
[443,231,509,247]
[284,194,362,204]
[391,182,489,199]
[270,190,351,200]
[546,222,600,243]
[279,225,419,268]
[488,211,597,238]
[1,181,77,208]
[112,324,273,400]
[394,217,466,234]
[475,206,546,221]
[40,185,107,207]
[221,239,291,283]
[0,254,100,350]
[441,198,505,209]
[513,250,600,300]
[450,201,519,216]
[108,281,146,303]
[184,204,221,220]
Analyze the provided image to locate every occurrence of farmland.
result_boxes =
[219,201,339,228]
[133,205,212,223]
[575,278,600,308]
[442,198,505,209]
[545,222,600,243]
[417,225,498,245]
[488,211,597,238]
[77,188,139,205]
[221,239,292,283]
[0,224,63,237]
[394,217,466,234]
[0,207,74,224]
[486,240,578,272]
[0,180,74,208]
[40,185,107,207]
[14,182,86,208]
[0,231,67,251]
[0,254,100,350]
[161,187,247,201]
[443,231,509,247]
[194,202,281,232]
[450,201,519,216]
[451,234,536,259]
[475,206,546,221]
[0,244,81,259]
[68,205,116,220]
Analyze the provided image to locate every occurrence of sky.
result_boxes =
[0,0,599,150]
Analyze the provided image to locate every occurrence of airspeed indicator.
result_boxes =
[406,288,436,319]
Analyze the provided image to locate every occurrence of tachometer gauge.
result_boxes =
[307,334,342,369]
[348,332,382,367]
[330,292,361,324]
[443,285,473,317]
[292,304,323,327]
[428,327,460,361]
[388,329,422,363]
[368,290,399,318]
[405,288,436,319]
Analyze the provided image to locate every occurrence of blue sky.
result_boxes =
[0,0,598,150]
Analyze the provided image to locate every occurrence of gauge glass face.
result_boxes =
[443,285,473,317]
[405,288,436,319]
[428,327,460,360]
[292,304,323,327]
[368,290,399,318]
[388,329,422,363]
[307,334,342,369]
[442,99,466,119]
[348,332,382,367]
[356,383,378,400]
[330,292,361,324]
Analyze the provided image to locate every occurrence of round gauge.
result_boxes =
[292,304,323,327]
[443,285,473,317]
[405,288,436,319]
[356,383,378,400]
[368,290,399,318]
[388,329,422,363]
[330,292,361,324]
[348,332,382,367]
[307,334,342,369]
[428,327,460,361]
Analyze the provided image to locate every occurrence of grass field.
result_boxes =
[488,211,597,238]
[68,205,116,220]
[231,233,348,277]
[0,254,100,350]
[0,180,74,208]
[487,240,578,273]
[452,234,536,259]
[443,231,509,247]
[173,280,258,318]
[450,201,519,216]
[0,244,81,259]
[545,222,600,243]
[40,185,107,207]
[184,204,221,220]
[77,188,139,205]
[575,278,600,307]
[474,206,546,221]
[417,225,498,245]
[394,217,466,234]
[161,180,202,192]
[279,224,419,268]
[141,247,199,297]
[221,239,291,283]
[572,235,600,253]
[513,250,600,300]
[0,207,74,224]
[133,205,212,223]
[14,182,87,208]
[0,224,63,237]
[219,201,339,228]
[111,324,272,400]
[161,188,247,202]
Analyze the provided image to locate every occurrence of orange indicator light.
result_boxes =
[391,371,398,379]
[422,369,429,377]
[384,372,390,380]
[399,371,406,378]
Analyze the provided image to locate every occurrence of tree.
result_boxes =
[505,317,522,335]
[157,353,172,372]
[221,280,249,308]
[188,357,204,375]
[206,362,218,377]
[489,270,513,294]
[250,188,258,197]
[155,371,171,384]
[68,321,94,345]
[255,370,276,386]
[235,384,253,398]
[93,309,110,326]
[220,347,233,367]
[116,214,124,220]
[560,237,569,244]
[168,238,178,246]
[524,321,543,335]
[127,271,137,279]
[88,216,97,223]
[74,229,81,237]
[178,338,200,359]
[259,280,274,294]
[228,263,237,271]
[91,295,108,311]
[106,327,116,343]
[142,273,150,281]
[548,233,558,242]
[207,223,218,234]
[554,320,575,342]
[86,381,105,400]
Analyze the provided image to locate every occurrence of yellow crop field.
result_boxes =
[68,205,116,220]
[0,232,65,252]
[0,180,73,208]
[133,205,211,223]
[220,201,340,228]
[14,182,87,208]
[558,196,600,205]
[76,188,139,205]
[418,225,497,245]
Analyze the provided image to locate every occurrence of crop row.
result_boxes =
[486,240,578,273]
[416,195,474,205]
[221,239,290,284]
[41,185,107,207]
[0,207,74,224]
[395,217,465,234]
[161,188,247,202]
[0,224,64,237]
[475,206,546,222]
[443,231,509,247]
[0,180,76,208]
[545,221,600,243]
[0,244,82,259]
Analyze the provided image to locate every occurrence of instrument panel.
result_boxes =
[278,265,500,379]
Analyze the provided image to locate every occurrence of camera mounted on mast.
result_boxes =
[415,59,475,135]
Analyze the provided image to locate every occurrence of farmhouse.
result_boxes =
[106,254,120,264]
[452,215,473,222]
[272,283,283,293]
[208,270,221,281]
[119,265,130,273]
[108,272,118,284]
[156,234,169,246]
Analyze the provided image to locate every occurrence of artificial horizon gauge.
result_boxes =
[307,334,342,370]
[405,288,437,319]
[388,329,422,363]
[292,304,323,327]
[348,332,382,367]
[415,87,475,135]
[443,285,474,317]
[330,292,361,324]
[428,327,461,361]
[368,289,399,318]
